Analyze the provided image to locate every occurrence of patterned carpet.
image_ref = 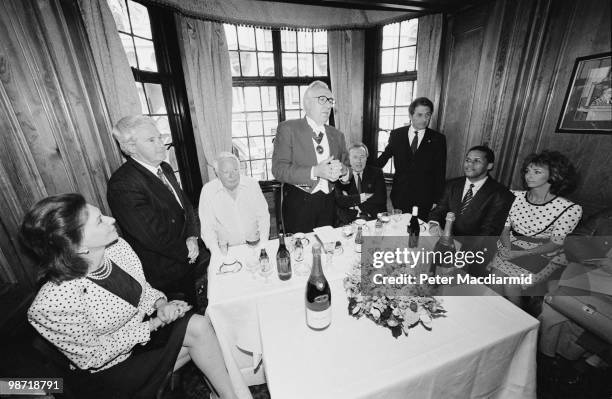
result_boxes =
[160,362,270,398]
[162,355,611,399]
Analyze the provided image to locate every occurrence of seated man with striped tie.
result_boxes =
[334,143,387,225]
[107,115,204,306]
[428,146,515,273]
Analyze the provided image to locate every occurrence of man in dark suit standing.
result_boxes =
[107,116,202,305]
[375,97,446,220]
[429,145,514,273]
[272,81,349,233]
[335,143,387,225]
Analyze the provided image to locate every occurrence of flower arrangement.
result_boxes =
[343,261,447,338]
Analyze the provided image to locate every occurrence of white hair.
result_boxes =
[348,142,369,157]
[112,115,158,154]
[213,151,240,173]
[302,80,330,109]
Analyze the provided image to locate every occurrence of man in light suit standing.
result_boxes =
[272,80,349,233]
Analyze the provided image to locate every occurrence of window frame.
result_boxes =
[363,20,419,177]
[227,26,332,182]
[114,0,202,202]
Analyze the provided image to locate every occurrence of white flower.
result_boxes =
[370,307,381,320]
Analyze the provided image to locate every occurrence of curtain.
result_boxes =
[77,0,142,126]
[147,0,411,30]
[416,14,445,130]
[176,16,233,182]
[328,30,366,146]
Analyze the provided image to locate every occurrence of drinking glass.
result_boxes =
[246,230,260,260]
[324,242,335,267]
[392,209,402,224]
[259,257,273,283]
[284,233,294,252]
[245,258,259,279]
[218,237,229,265]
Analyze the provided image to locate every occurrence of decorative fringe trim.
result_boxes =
[141,0,422,31]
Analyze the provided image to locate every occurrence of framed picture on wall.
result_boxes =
[556,52,612,134]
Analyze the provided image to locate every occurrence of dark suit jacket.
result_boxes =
[334,165,387,225]
[375,126,446,219]
[429,176,514,237]
[429,176,514,262]
[107,158,199,289]
[272,118,349,192]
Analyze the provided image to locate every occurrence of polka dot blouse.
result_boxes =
[27,238,166,372]
[505,190,582,245]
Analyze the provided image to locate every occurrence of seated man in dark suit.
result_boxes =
[335,143,387,225]
[107,116,204,306]
[429,145,514,273]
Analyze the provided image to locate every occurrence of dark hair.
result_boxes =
[467,145,495,164]
[409,97,434,115]
[20,193,89,283]
[521,150,578,196]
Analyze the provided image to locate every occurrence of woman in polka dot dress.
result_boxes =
[22,194,237,399]
[489,151,582,305]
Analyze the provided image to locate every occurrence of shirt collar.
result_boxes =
[212,177,248,194]
[409,125,425,135]
[132,156,161,176]
[465,175,488,191]
[306,116,326,135]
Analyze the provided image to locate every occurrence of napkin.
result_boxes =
[313,225,341,245]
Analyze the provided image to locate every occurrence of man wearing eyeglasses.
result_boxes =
[428,146,514,273]
[272,80,350,233]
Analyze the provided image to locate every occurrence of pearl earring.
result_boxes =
[78,248,90,255]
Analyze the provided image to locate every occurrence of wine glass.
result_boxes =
[324,242,335,268]
[245,257,259,279]
[246,230,260,261]
[284,233,294,253]
[392,209,402,224]
[218,237,229,265]
[259,257,273,283]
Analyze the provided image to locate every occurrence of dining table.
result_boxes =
[206,214,539,399]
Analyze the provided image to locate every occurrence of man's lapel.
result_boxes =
[300,118,318,167]
[128,158,181,209]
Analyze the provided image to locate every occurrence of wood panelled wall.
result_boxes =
[0,0,118,285]
[439,0,612,216]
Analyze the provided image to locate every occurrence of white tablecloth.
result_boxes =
[207,217,412,398]
[258,279,539,399]
[206,216,538,399]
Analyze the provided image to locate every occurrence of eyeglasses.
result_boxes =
[315,96,335,106]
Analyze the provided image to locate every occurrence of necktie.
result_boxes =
[313,132,324,154]
[356,173,362,194]
[157,167,174,194]
[410,131,419,154]
[460,184,474,214]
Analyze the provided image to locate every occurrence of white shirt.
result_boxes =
[132,157,182,207]
[199,176,270,254]
[306,116,332,194]
[407,126,425,150]
[462,176,488,198]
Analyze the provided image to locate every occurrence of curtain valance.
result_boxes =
[146,0,415,30]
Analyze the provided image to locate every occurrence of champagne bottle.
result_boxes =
[430,212,456,275]
[354,225,363,253]
[305,242,331,330]
[276,233,292,281]
[408,206,420,248]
